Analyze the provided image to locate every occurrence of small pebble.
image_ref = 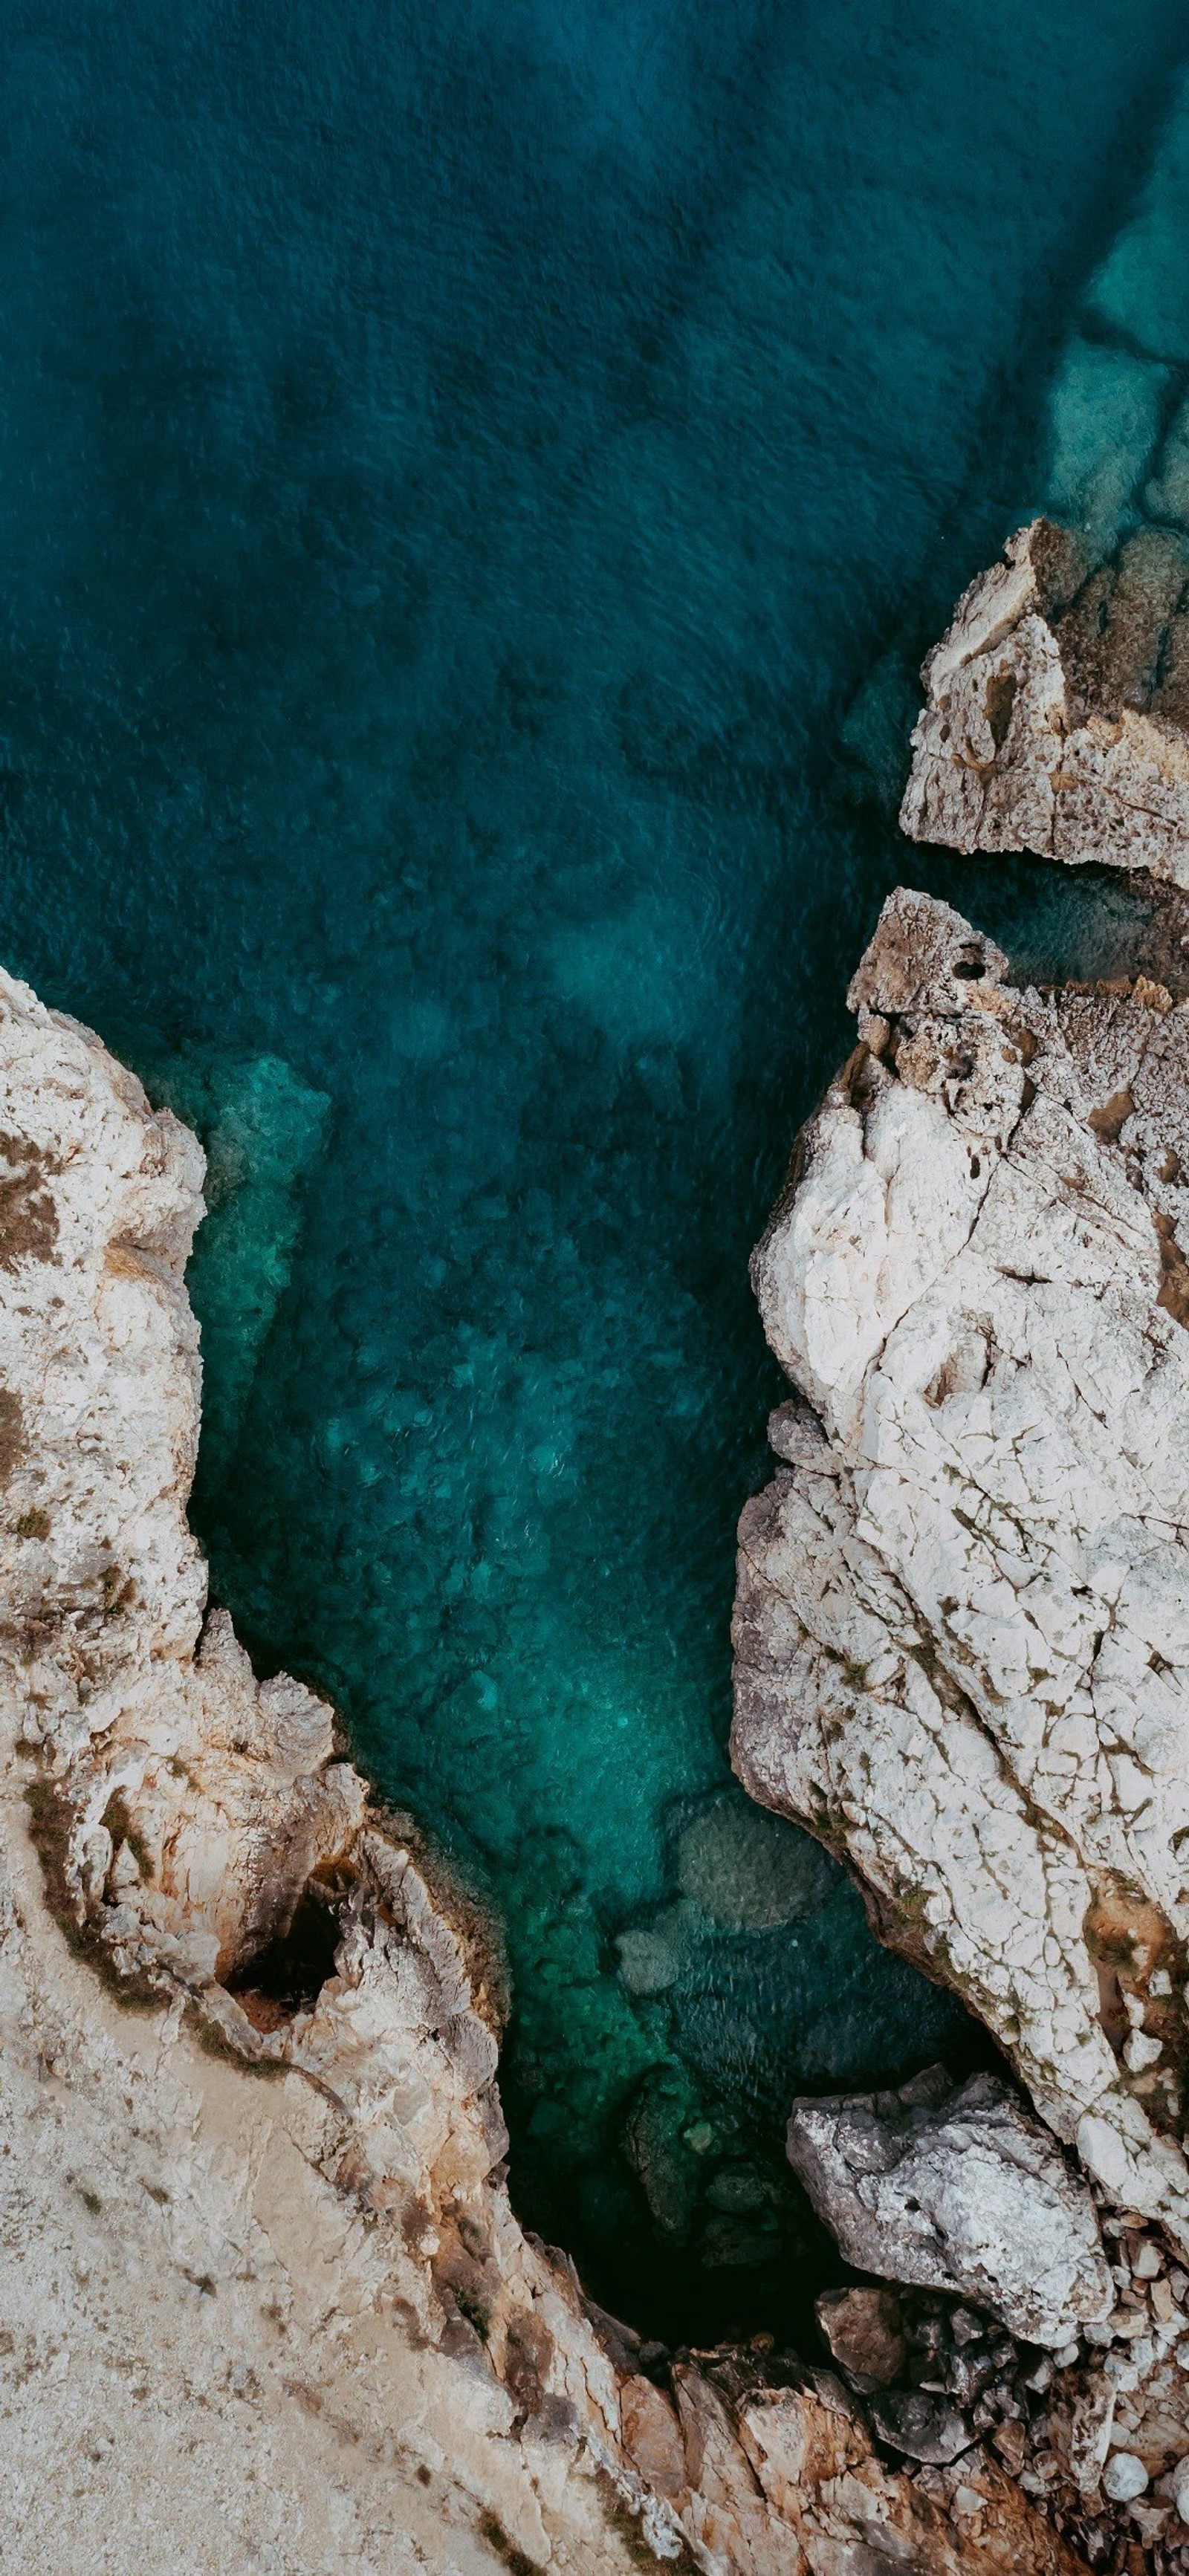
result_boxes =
[857,1010,890,1056]
[1103,2452,1149,2503]
[1124,2029,1163,2073]
[1172,2456,1189,2525]
[991,2419,1026,2473]
[1150,1967,1173,1996]
[1054,2340,1080,2368]
[1132,2240,1163,2280]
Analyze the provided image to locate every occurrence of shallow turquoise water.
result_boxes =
[1,0,1186,2340]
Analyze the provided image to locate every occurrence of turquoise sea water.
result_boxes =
[1,0,1187,2342]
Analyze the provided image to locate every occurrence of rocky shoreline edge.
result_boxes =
[8,519,1189,2572]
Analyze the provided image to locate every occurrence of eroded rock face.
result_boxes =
[899,518,1189,883]
[0,961,1079,2575]
[733,886,1189,2238]
[787,2068,1112,2346]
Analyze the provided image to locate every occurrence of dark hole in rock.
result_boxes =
[985,669,1017,750]
[951,953,986,981]
[227,1883,343,2030]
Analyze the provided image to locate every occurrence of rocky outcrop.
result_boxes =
[786,2069,1112,2346]
[899,517,1189,883]
[0,960,1085,2575]
[729,875,1189,2566]
[733,886,1189,2233]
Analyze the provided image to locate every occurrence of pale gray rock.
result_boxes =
[1103,2450,1150,2502]
[733,886,1189,2245]
[787,2069,1112,2346]
[900,517,1189,886]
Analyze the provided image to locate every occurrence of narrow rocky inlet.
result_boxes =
[0,949,1078,2572]
[13,522,1189,2571]
[10,0,1189,2564]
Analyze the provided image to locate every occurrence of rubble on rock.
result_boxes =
[0,961,1081,2574]
[806,2194,1189,2568]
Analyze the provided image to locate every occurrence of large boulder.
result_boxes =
[787,2069,1112,2347]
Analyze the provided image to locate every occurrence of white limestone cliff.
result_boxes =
[0,963,1078,2575]
[730,879,1189,2562]
[733,884,1189,2236]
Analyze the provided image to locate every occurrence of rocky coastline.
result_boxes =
[728,520,1189,2572]
[11,524,1189,2572]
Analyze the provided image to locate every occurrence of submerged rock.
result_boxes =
[615,1903,693,1994]
[787,2068,1112,2346]
[733,883,1189,2244]
[674,1788,838,1931]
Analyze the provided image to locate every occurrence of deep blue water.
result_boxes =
[1,0,1186,2340]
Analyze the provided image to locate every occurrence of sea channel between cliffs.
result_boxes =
[16,513,1189,2573]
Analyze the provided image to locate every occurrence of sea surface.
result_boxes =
[1,0,1186,2343]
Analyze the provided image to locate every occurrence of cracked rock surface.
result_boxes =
[733,884,1189,2242]
[786,2067,1112,2346]
[900,517,1189,883]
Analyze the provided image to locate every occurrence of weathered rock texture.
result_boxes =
[0,961,1082,2574]
[733,885,1189,2236]
[900,517,1189,883]
[729,880,1189,2564]
[787,2069,1112,2347]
